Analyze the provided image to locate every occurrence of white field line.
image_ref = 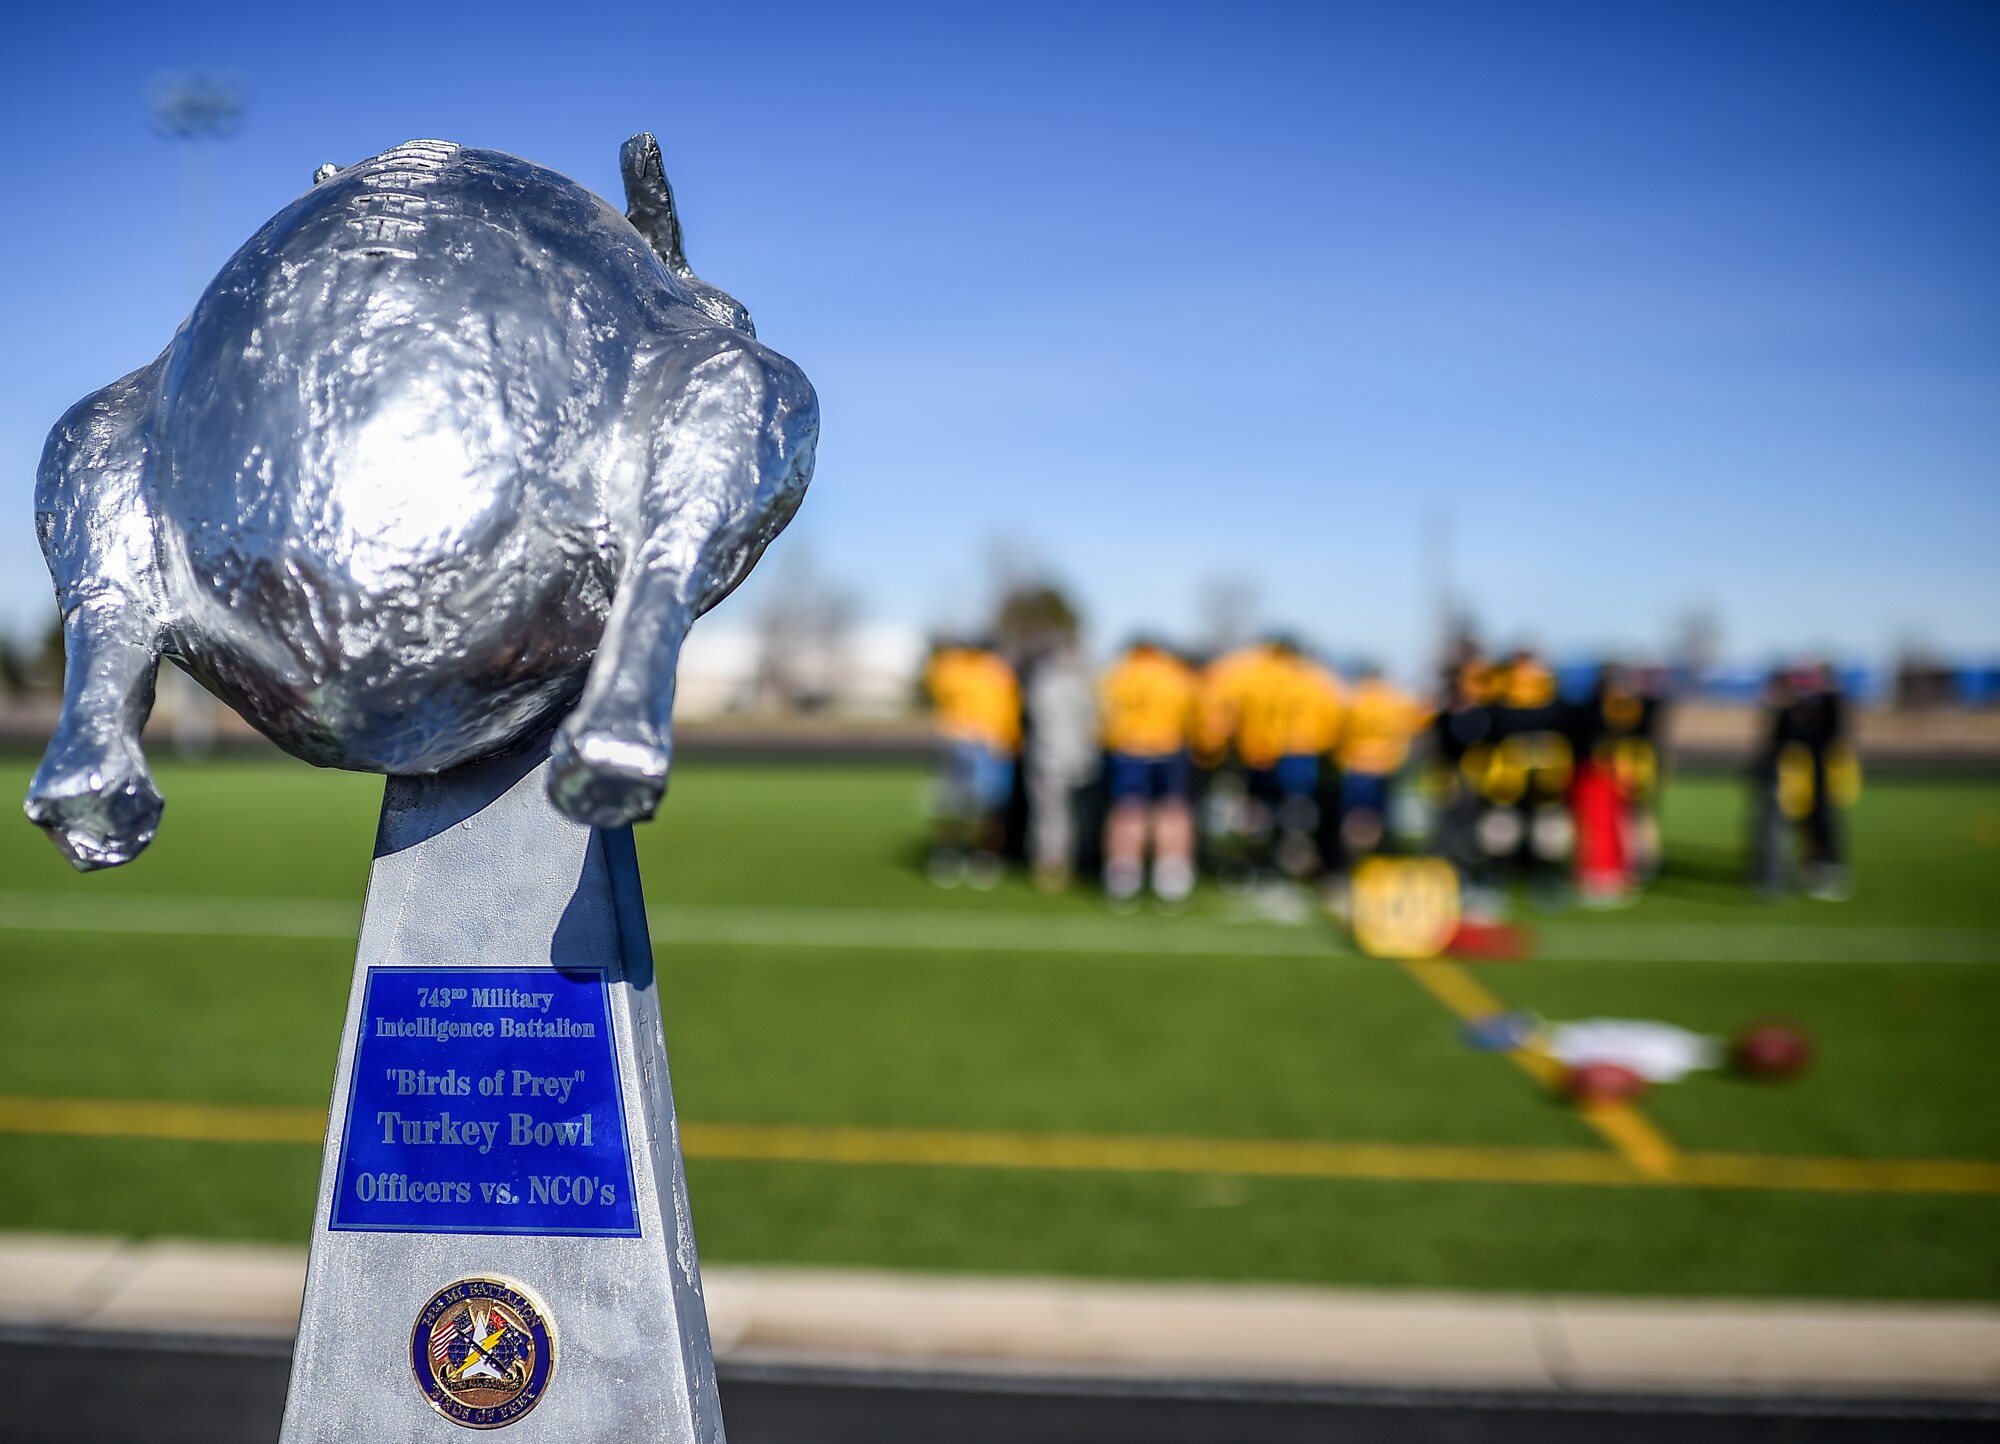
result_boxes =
[0,891,1341,959]
[0,891,358,939]
[652,906,1348,957]
[0,891,1994,964]
[1532,925,2000,964]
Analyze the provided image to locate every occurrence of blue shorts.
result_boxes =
[1250,754,1321,801]
[944,741,1015,815]
[1107,750,1191,802]
[1342,770,1390,816]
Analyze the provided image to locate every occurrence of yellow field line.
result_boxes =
[680,1121,1638,1186]
[0,1094,326,1145]
[0,1095,1995,1196]
[1666,1152,2000,1195]
[1395,958,1681,1178]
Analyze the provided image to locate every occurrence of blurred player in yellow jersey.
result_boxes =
[1197,636,1344,879]
[923,639,1020,888]
[1334,665,1431,866]
[1098,639,1199,905]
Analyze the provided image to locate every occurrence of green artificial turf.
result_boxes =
[0,756,1996,1300]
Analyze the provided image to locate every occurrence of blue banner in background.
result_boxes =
[330,965,639,1237]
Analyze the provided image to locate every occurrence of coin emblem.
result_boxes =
[409,1276,556,1429]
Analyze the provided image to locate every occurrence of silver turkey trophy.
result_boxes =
[24,134,818,1441]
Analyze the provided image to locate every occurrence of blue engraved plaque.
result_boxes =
[330,965,640,1237]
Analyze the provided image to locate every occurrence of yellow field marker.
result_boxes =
[1395,957,1681,1178]
[0,1095,1995,1196]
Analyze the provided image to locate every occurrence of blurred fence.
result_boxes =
[4,696,2000,771]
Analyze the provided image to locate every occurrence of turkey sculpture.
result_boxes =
[25,134,818,869]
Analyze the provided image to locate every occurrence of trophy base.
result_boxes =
[278,741,722,1442]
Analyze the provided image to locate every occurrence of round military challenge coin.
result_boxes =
[410,1276,557,1429]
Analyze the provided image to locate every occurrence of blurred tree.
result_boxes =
[751,547,857,712]
[1196,574,1258,659]
[969,534,1082,659]
[995,583,1080,658]
[1893,640,1956,710]
[0,636,24,699]
[0,617,64,698]
[1671,605,1722,684]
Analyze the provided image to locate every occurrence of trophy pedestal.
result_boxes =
[279,743,722,1442]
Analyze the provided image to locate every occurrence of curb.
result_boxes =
[1,1234,1995,1400]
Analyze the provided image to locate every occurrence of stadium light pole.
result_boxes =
[145,71,248,305]
[1426,504,1454,681]
[146,72,246,754]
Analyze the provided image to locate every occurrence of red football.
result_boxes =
[1732,1020,1814,1080]
[1562,1061,1650,1104]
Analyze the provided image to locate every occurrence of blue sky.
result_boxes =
[1,0,1994,672]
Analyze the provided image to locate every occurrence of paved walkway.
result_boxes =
[1,1233,1995,1399]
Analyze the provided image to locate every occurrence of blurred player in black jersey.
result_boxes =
[1621,665,1671,882]
[1750,662,1860,900]
[1565,663,1654,907]
[1469,649,1572,902]
[1428,642,1502,913]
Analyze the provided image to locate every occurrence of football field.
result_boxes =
[0,757,1996,1302]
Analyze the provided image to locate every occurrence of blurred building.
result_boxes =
[673,621,928,720]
